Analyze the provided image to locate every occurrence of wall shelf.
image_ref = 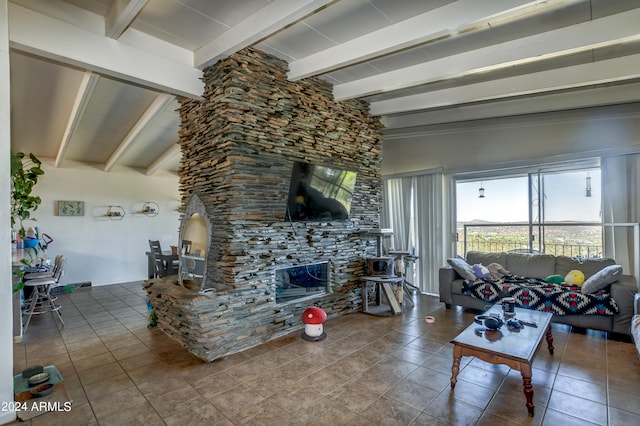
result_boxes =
[140,201,159,217]
[105,206,126,220]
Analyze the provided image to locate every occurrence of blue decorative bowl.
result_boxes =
[23,238,39,248]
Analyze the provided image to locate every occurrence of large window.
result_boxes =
[456,166,603,257]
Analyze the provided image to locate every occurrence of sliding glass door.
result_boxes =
[455,166,602,257]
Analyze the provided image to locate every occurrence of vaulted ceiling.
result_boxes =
[8,0,640,175]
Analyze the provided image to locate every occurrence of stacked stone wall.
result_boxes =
[147,48,383,361]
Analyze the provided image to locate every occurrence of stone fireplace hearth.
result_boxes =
[144,48,383,361]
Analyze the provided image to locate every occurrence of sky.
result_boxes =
[456,170,602,223]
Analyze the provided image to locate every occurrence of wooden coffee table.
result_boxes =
[450,306,554,417]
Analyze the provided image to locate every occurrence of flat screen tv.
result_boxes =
[286,161,357,221]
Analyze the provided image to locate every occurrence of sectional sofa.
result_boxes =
[439,250,638,336]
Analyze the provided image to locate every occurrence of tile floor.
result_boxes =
[10,282,640,425]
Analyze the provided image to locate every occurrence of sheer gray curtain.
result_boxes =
[414,173,443,295]
[602,154,640,277]
[382,177,412,253]
[383,172,443,295]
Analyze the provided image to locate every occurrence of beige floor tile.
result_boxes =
[542,408,600,426]
[609,406,640,426]
[328,379,381,413]
[10,282,640,426]
[67,342,109,362]
[83,372,137,401]
[208,383,265,418]
[71,351,116,372]
[87,385,150,420]
[354,364,403,396]
[547,389,608,425]
[192,371,239,399]
[359,395,421,425]
[93,399,165,426]
[227,398,298,426]
[76,361,125,386]
[406,365,455,393]
[30,401,97,426]
[374,355,420,378]
[553,373,606,403]
[384,379,440,411]
[424,392,486,425]
[291,395,358,425]
[163,401,230,426]
[608,384,640,415]
[454,362,510,391]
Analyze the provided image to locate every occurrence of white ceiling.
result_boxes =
[7,0,640,175]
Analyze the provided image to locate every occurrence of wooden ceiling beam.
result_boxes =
[105,0,148,39]
[9,2,203,99]
[382,83,640,130]
[288,0,573,80]
[145,144,180,176]
[55,71,100,168]
[370,54,640,116]
[104,94,174,172]
[335,9,640,100]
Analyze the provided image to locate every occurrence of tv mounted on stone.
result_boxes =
[285,161,357,222]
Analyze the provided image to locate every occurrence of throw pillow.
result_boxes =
[472,264,490,279]
[545,274,564,284]
[565,270,585,286]
[581,265,623,294]
[447,258,476,281]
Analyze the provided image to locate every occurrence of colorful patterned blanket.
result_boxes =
[462,275,619,316]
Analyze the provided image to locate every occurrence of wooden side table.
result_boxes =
[360,276,404,316]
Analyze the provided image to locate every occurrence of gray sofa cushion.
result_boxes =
[581,264,623,294]
[447,257,476,281]
[506,252,556,279]
[555,256,616,279]
[466,251,507,267]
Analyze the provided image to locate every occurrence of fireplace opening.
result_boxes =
[275,261,329,304]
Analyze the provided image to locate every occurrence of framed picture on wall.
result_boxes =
[57,200,85,216]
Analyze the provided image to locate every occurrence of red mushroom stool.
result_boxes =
[301,306,327,341]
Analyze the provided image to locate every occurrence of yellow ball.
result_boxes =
[565,269,585,286]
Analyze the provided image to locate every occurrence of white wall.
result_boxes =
[1,1,15,424]
[20,162,181,286]
[382,103,640,175]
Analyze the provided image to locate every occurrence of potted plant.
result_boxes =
[11,152,44,234]
[11,152,44,291]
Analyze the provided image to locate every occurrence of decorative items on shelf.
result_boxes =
[140,201,159,217]
[105,205,126,220]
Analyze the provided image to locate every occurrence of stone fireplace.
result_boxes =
[144,48,383,361]
[275,261,329,304]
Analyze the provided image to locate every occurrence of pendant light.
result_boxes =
[585,173,592,197]
[478,181,485,198]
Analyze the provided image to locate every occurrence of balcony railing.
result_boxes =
[457,223,603,258]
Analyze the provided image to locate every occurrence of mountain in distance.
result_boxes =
[457,218,527,227]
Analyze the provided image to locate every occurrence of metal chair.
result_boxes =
[23,254,64,280]
[22,256,66,333]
